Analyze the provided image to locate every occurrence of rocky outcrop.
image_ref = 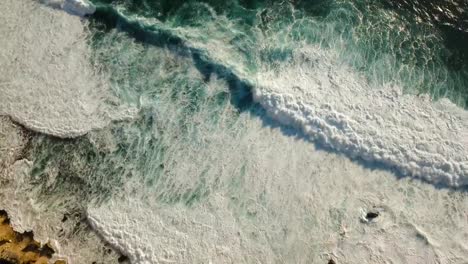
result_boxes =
[0,210,66,264]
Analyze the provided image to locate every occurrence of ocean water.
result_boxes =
[1,0,468,263]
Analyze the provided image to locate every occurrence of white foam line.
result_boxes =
[253,46,468,187]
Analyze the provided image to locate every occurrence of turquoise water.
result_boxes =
[88,0,468,105]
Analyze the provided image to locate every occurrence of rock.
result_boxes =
[0,210,66,264]
[365,211,379,220]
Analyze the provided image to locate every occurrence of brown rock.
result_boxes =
[0,210,67,264]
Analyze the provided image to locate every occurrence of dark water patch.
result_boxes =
[383,0,468,33]
[383,0,468,105]
[90,5,184,48]
[383,0,468,62]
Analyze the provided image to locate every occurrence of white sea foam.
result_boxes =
[88,113,468,264]
[0,0,135,138]
[252,46,468,187]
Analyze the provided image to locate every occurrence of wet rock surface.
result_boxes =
[0,210,66,264]
[365,211,379,220]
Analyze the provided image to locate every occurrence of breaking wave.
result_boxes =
[80,2,468,187]
[255,46,468,187]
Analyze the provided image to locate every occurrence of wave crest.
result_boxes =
[254,47,468,187]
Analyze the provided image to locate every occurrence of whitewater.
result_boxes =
[0,0,467,263]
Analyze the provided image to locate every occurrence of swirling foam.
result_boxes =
[0,0,135,138]
[87,114,468,264]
